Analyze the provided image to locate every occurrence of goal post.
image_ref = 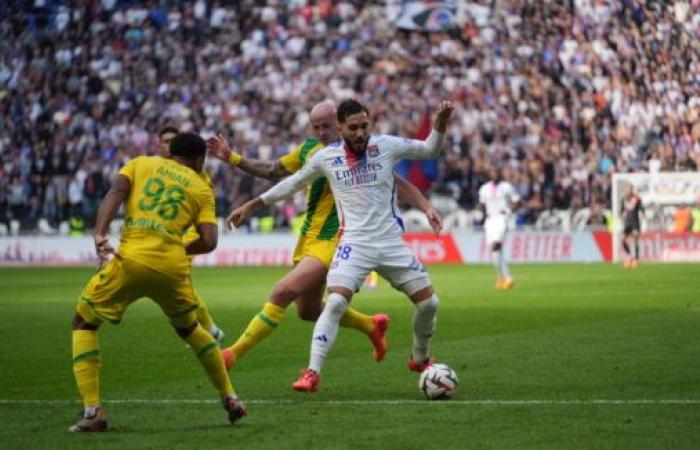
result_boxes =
[611,172,700,262]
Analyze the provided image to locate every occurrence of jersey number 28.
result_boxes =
[336,245,352,260]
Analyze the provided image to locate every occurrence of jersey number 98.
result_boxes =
[138,177,186,220]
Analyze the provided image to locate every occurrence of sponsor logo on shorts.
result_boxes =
[314,334,328,343]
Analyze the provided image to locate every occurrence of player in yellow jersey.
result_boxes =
[158,126,224,343]
[206,101,441,374]
[69,133,246,432]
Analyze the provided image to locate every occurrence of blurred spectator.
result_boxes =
[0,1,699,233]
[692,197,700,232]
[673,204,693,232]
[586,202,609,229]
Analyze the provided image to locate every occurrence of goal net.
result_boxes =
[611,172,700,262]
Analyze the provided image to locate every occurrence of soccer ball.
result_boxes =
[419,363,459,400]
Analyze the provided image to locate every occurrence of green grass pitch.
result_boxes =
[1,263,699,449]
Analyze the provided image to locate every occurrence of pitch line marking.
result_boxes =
[1,399,699,406]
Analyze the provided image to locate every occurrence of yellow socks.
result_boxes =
[226,301,374,365]
[185,324,234,397]
[339,307,375,334]
[229,302,285,362]
[73,324,233,406]
[72,330,101,409]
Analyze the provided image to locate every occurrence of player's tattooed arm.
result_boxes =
[93,174,131,265]
[238,159,289,181]
[228,152,323,229]
[394,174,442,235]
[206,134,290,181]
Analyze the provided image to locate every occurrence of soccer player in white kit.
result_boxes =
[228,99,454,392]
[478,167,520,289]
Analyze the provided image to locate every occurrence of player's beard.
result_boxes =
[346,136,369,154]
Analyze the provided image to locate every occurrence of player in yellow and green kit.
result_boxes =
[158,127,224,343]
[206,101,442,380]
[69,133,246,432]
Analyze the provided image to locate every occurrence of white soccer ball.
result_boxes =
[419,363,459,400]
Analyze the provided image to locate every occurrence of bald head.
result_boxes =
[309,100,339,145]
[310,100,336,121]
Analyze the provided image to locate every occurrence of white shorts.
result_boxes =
[485,216,507,245]
[327,239,432,295]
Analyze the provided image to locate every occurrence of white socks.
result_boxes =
[308,292,440,371]
[412,294,439,363]
[498,250,511,278]
[309,292,348,373]
[491,250,500,276]
[492,249,511,278]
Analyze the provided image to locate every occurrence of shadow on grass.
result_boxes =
[102,422,244,434]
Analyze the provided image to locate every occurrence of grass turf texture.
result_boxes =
[0,264,698,449]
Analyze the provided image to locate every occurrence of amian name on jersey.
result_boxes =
[333,162,383,187]
[156,166,191,188]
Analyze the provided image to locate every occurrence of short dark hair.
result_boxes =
[170,132,206,160]
[159,126,179,138]
[337,99,369,123]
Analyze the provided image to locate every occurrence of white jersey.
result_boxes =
[478,180,519,218]
[261,131,444,244]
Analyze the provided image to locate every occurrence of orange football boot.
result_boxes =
[292,368,320,393]
[368,314,389,362]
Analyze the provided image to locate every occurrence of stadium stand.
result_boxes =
[1,1,699,235]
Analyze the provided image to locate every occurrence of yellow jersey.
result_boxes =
[279,137,339,240]
[117,156,216,277]
[182,171,214,245]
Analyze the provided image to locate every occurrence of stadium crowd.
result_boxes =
[1,0,699,234]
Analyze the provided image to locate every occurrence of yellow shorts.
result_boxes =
[76,257,199,328]
[292,234,339,268]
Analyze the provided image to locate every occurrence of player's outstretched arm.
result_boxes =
[227,197,265,229]
[391,100,454,160]
[432,100,454,134]
[419,100,455,157]
[207,134,290,181]
[93,174,131,267]
[185,223,218,255]
[394,174,442,235]
[227,152,324,229]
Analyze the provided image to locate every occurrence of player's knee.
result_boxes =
[406,282,434,302]
[174,321,198,339]
[72,313,99,330]
[416,294,439,314]
[270,281,301,304]
[325,292,349,317]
